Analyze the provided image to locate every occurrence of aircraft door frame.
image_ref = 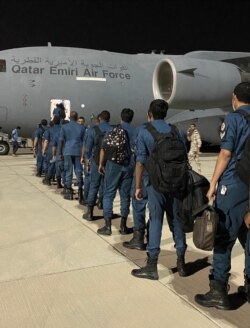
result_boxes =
[50,99,71,120]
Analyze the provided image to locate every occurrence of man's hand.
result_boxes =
[135,188,143,200]
[98,164,105,175]
[244,211,250,229]
[206,182,217,201]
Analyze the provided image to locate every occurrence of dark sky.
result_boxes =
[1,0,250,55]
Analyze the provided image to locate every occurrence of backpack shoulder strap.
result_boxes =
[145,122,161,141]
[236,110,250,123]
[93,125,102,135]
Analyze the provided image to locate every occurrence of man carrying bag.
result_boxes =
[195,82,250,310]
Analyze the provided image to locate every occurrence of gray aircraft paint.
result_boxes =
[0,45,250,151]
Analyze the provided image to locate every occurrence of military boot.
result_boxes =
[238,276,250,303]
[131,253,159,280]
[42,177,51,185]
[56,178,63,189]
[96,198,103,210]
[123,229,146,250]
[82,206,94,221]
[97,218,112,235]
[119,217,133,235]
[64,188,73,200]
[78,188,86,205]
[177,255,188,277]
[195,275,231,310]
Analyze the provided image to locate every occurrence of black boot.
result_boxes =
[57,178,63,189]
[119,217,133,235]
[61,186,67,195]
[195,275,231,310]
[42,177,51,185]
[64,188,73,200]
[78,188,86,205]
[123,229,146,250]
[131,253,159,280]
[238,276,250,303]
[82,206,94,221]
[177,255,188,277]
[36,170,42,177]
[97,218,112,235]
[96,198,103,210]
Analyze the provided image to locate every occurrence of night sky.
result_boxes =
[1,0,250,55]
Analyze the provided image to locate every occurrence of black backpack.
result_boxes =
[235,110,250,186]
[93,126,105,165]
[145,123,189,194]
[102,125,131,164]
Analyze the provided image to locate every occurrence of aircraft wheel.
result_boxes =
[0,141,10,155]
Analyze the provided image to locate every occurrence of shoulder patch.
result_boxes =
[220,122,226,139]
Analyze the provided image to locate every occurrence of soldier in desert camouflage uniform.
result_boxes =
[187,123,202,173]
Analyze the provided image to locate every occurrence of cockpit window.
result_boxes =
[0,60,6,72]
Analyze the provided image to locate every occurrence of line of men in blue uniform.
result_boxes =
[31,85,250,310]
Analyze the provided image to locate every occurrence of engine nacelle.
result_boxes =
[152,57,242,109]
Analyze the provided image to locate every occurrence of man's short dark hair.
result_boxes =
[70,111,78,121]
[16,126,21,129]
[53,115,60,125]
[148,99,168,120]
[41,119,47,126]
[234,82,250,104]
[99,110,110,122]
[121,108,134,123]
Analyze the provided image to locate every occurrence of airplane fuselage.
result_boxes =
[0,45,250,146]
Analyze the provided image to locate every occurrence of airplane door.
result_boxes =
[50,99,71,120]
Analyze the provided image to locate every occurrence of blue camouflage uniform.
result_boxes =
[34,124,48,175]
[136,119,187,260]
[102,122,135,219]
[43,124,61,179]
[212,105,250,283]
[85,122,112,206]
[59,121,85,189]
[131,124,149,231]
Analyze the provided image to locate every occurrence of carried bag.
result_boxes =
[193,202,219,251]
[178,169,210,232]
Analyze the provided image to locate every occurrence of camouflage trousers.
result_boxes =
[188,149,201,173]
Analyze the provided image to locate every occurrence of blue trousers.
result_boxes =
[212,177,249,282]
[131,175,148,230]
[87,161,104,206]
[103,160,133,219]
[12,140,19,154]
[55,159,64,183]
[64,155,83,189]
[36,148,44,173]
[146,184,187,259]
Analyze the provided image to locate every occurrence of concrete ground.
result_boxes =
[0,152,248,328]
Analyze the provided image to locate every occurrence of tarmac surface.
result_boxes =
[0,150,248,328]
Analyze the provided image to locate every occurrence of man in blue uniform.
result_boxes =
[42,116,61,185]
[123,125,149,250]
[33,119,48,176]
[59,111,85,200]
[11,126,21,156]
[82,110,112,220]
[195,82,250,310]
[131,99,187,280]
[97,108,135,235]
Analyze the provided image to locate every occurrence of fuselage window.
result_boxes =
[0,60,6,72]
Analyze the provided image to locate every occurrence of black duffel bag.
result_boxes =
[178,169,210,232]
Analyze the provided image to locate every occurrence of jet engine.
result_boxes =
[152,57,242,109]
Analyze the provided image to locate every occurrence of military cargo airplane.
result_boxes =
[0,44,249,154]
